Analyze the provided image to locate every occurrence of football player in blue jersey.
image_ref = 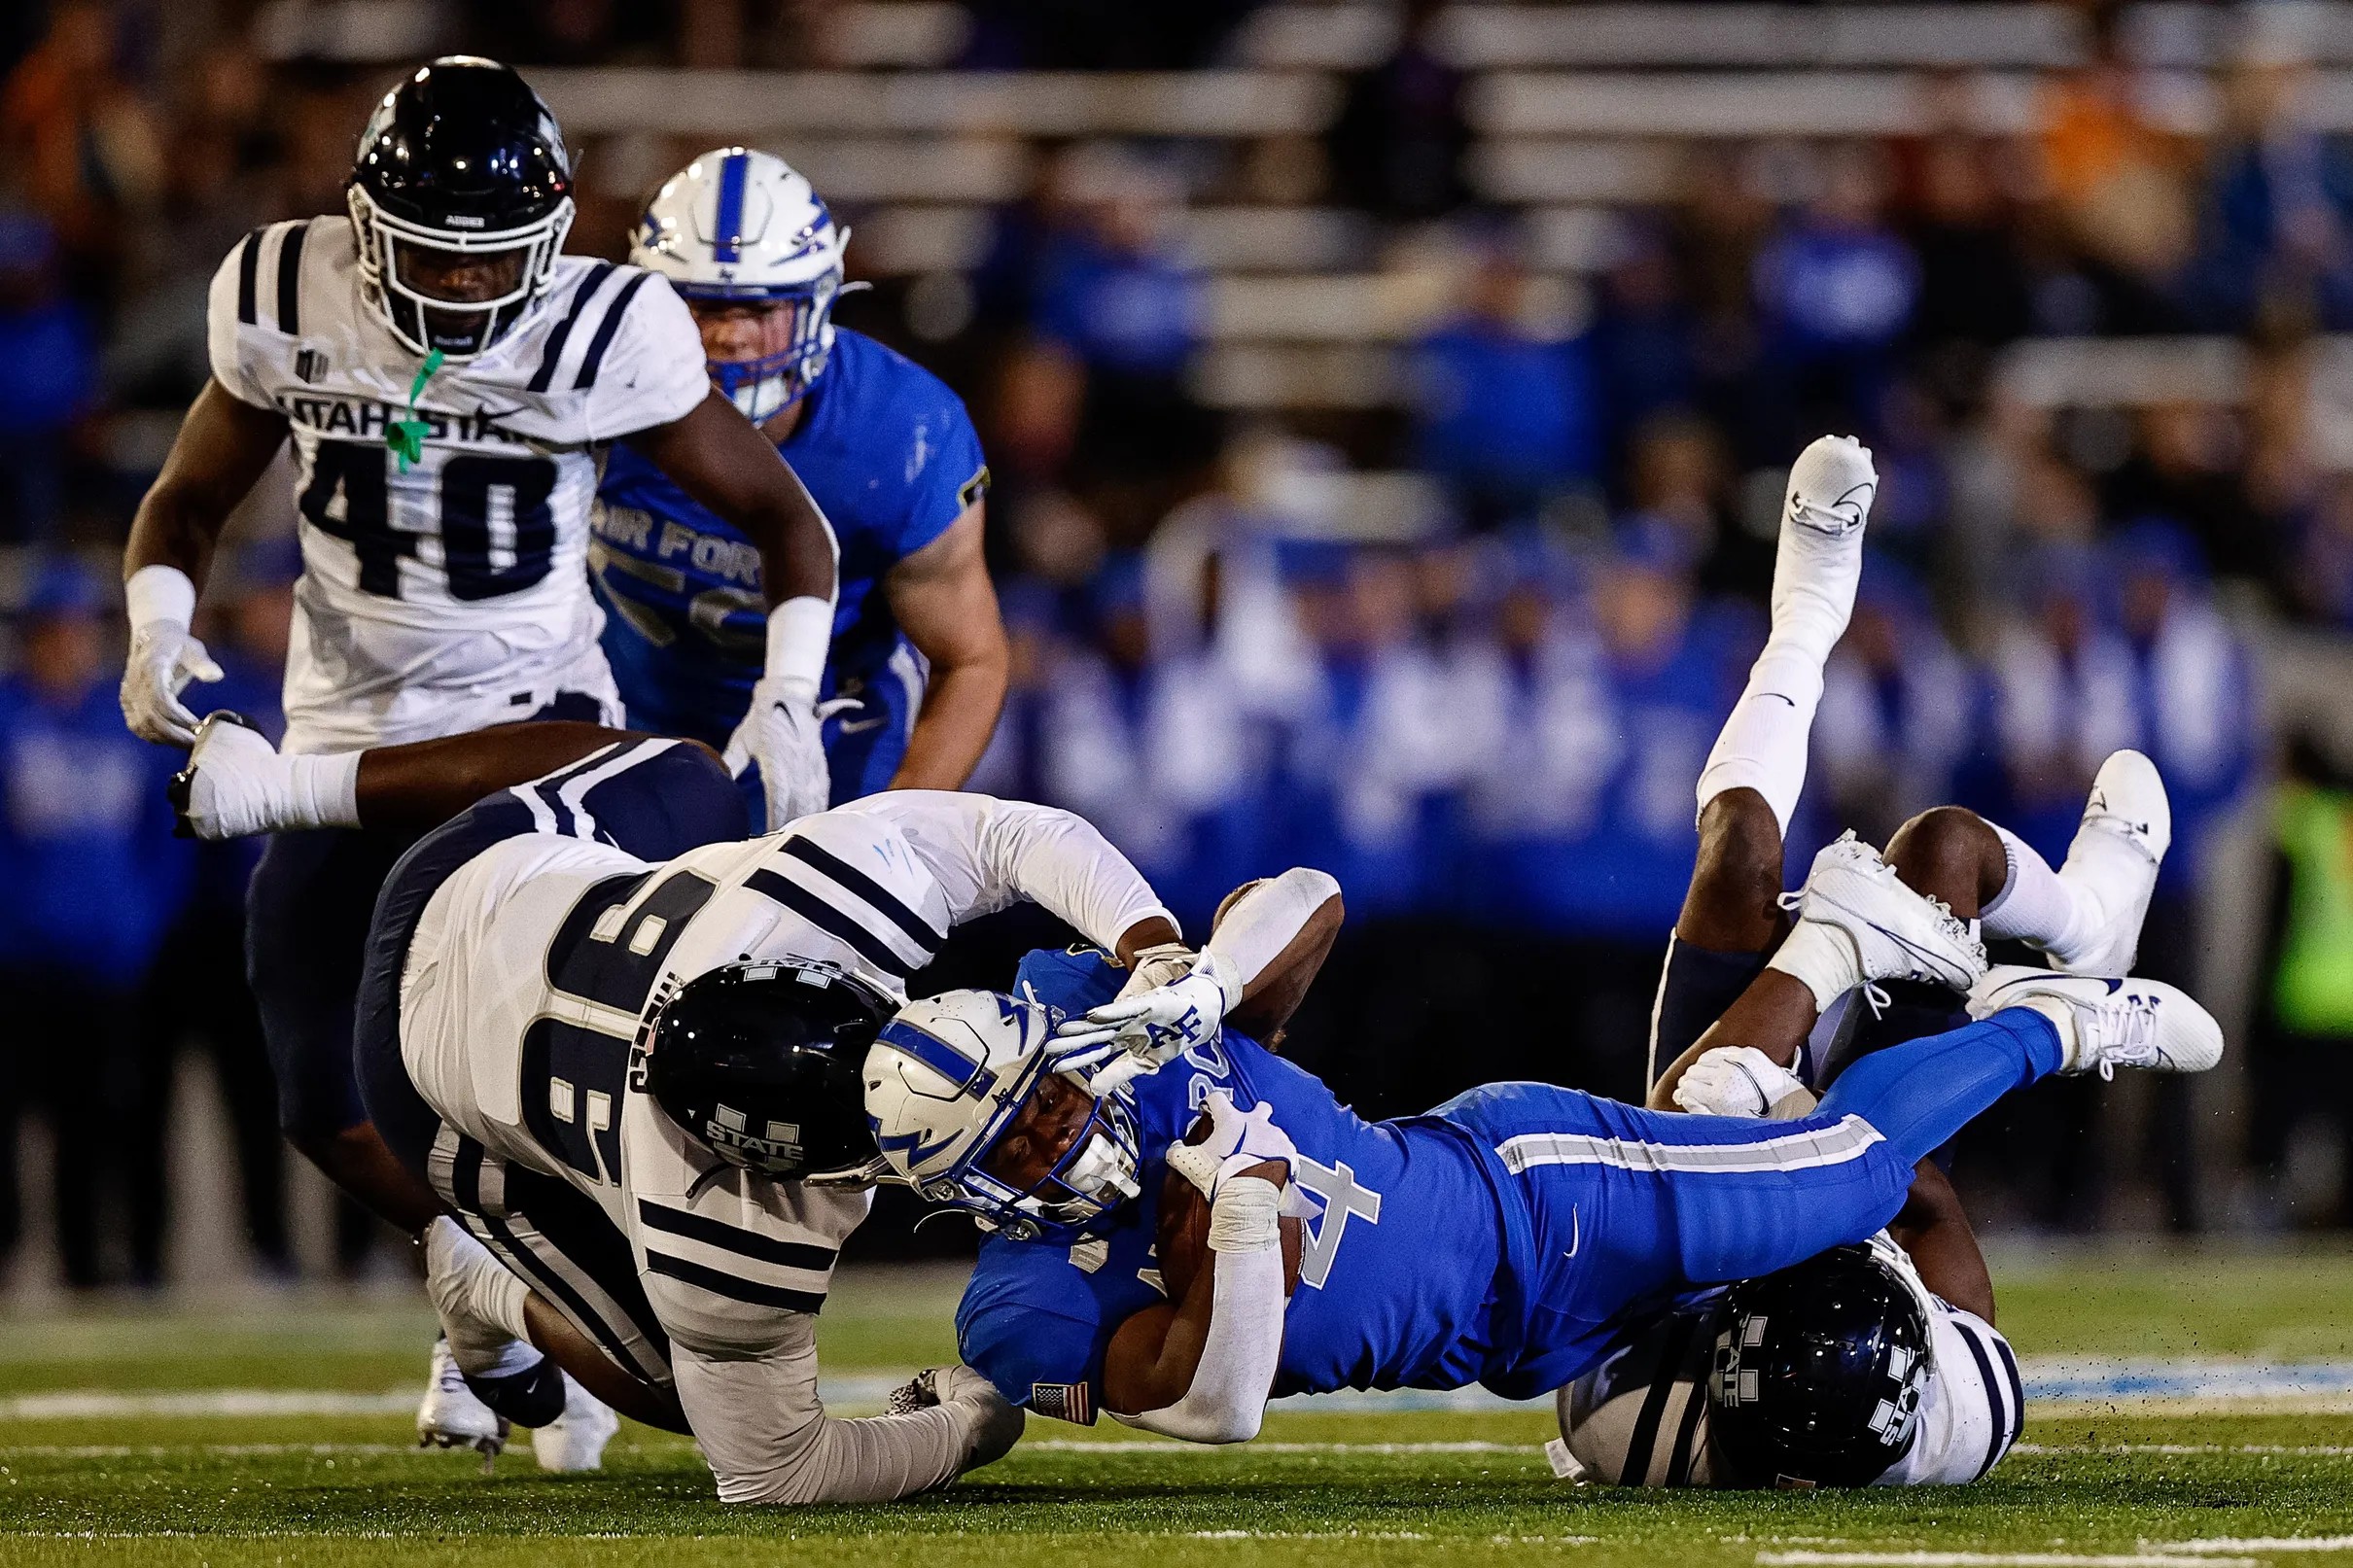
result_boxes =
[862,436,2222,1455]
[596,150,1005,827]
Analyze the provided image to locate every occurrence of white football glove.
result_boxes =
[1057,947,1243,1093]
[121,620,225,745]
[1670,1045,1814,1119]
[1164,1090,1296,1202]
[722,677,859,832]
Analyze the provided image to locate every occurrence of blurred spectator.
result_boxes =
[0,558,186,1287]
[1406,240,1600,531]
[0,2,164,300]
[0,212,94,543]
[1323,0,1470,223]
[2102,403,2268,584]
[1893,92,2036,359]
[2248,732,2353,1225]
[2191,51,2353,332]
[1815,559,1977,847]
[960,0,1256,70]
[1459,525,1729,1091]
[1587,222,1702,459]
[1752,143,1919,449]
[2034,3,2195,327]
[1028,148,1219,513]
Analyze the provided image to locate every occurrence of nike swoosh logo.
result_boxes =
[835,714,889,734]
[1758,693,1798,708]
[1563,1207,1581,1261]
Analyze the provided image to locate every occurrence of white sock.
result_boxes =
[1695,460,1864,833]
[424,1216,540,1378]
[1765,919,1864,1013]
[1696,646,1826,834]
[283,751,363,830]
[1980,822,2098,965]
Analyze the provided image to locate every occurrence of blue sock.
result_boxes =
[1813,1008,2063,1166]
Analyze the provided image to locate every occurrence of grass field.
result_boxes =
[9,1247,2353,1568]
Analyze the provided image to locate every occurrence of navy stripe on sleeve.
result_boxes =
[744,868,915,978]
[274,221,307,334]
[235,227,264,326]
[781,835,945,954]
[573,271,651,390]
[527,261,615,393]
[636,1201,838,1273]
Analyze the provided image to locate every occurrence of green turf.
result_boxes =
[7,1249,2353,1566]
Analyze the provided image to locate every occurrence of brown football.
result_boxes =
[1156,1112,1303,1301]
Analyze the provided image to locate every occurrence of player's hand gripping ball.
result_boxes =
[1157,1091,1304,1300]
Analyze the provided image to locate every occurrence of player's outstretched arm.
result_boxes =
[120,379,290,743]
[627,390,841,828]
[883,503,1008,792]
[1211,869,1346,1047]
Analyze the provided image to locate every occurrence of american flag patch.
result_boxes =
[1030,1380,1094,1425]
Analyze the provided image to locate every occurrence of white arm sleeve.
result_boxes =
[1202,867,1340,994]
[851,791,1176,953]
[1110,1176,1285,1446]
[675,1315,991,1505]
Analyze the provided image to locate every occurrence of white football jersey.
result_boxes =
[1553,1290,2021,1488]
[399,783,1171,1355]
[207,217,710,753]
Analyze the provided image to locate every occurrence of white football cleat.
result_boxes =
[1784,832,1987,992]
[1967,965,2223,1078]
[168,712,284,840]
[1784,433,1878,538]
[533,1373,619,1473]
[418,1336,509,1464]
[2050,749,2171,977]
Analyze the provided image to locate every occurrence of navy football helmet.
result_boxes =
[1705,1242,1934,1488]
[347,56,575,358]
[635,959,894,1184]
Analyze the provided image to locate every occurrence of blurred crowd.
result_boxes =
[11,0,2353,1282]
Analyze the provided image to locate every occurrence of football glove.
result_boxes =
[1165,1090,1296,1202]
[1057,946,1243,1093]
[121,620,225,746]
[722,677,860,831]
[1670,1045,1815,1119]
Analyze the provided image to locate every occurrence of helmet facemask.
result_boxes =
[348,182,573,360]
[681,269,844,423]
[944,1063,1143,1241]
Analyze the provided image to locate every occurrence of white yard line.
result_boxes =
[1755,1554,2261,1568]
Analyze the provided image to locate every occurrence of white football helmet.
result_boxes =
[631,147,852,421]
[865,990,1142,1242]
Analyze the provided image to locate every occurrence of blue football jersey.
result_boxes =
[591,327,988,798]
[958,948,1509,1422]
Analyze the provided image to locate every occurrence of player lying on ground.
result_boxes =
[870,840,2214,1445]
[169,712,1289,1503]
[872,436,2212,1450]
[120,59,847,1466]
[1556,434,2171,1488]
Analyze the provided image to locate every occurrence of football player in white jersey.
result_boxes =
[167,709,1245,1501]
[118,59,848,1462]
[1551,433,2174,1488]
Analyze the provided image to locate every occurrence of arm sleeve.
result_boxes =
[674,1315,983,1505]
[1202,867,1339,993]
[205,234,276,409]
[1110,1178,1285,1446]
[854,791,1176,953]
[584,271,719,442]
